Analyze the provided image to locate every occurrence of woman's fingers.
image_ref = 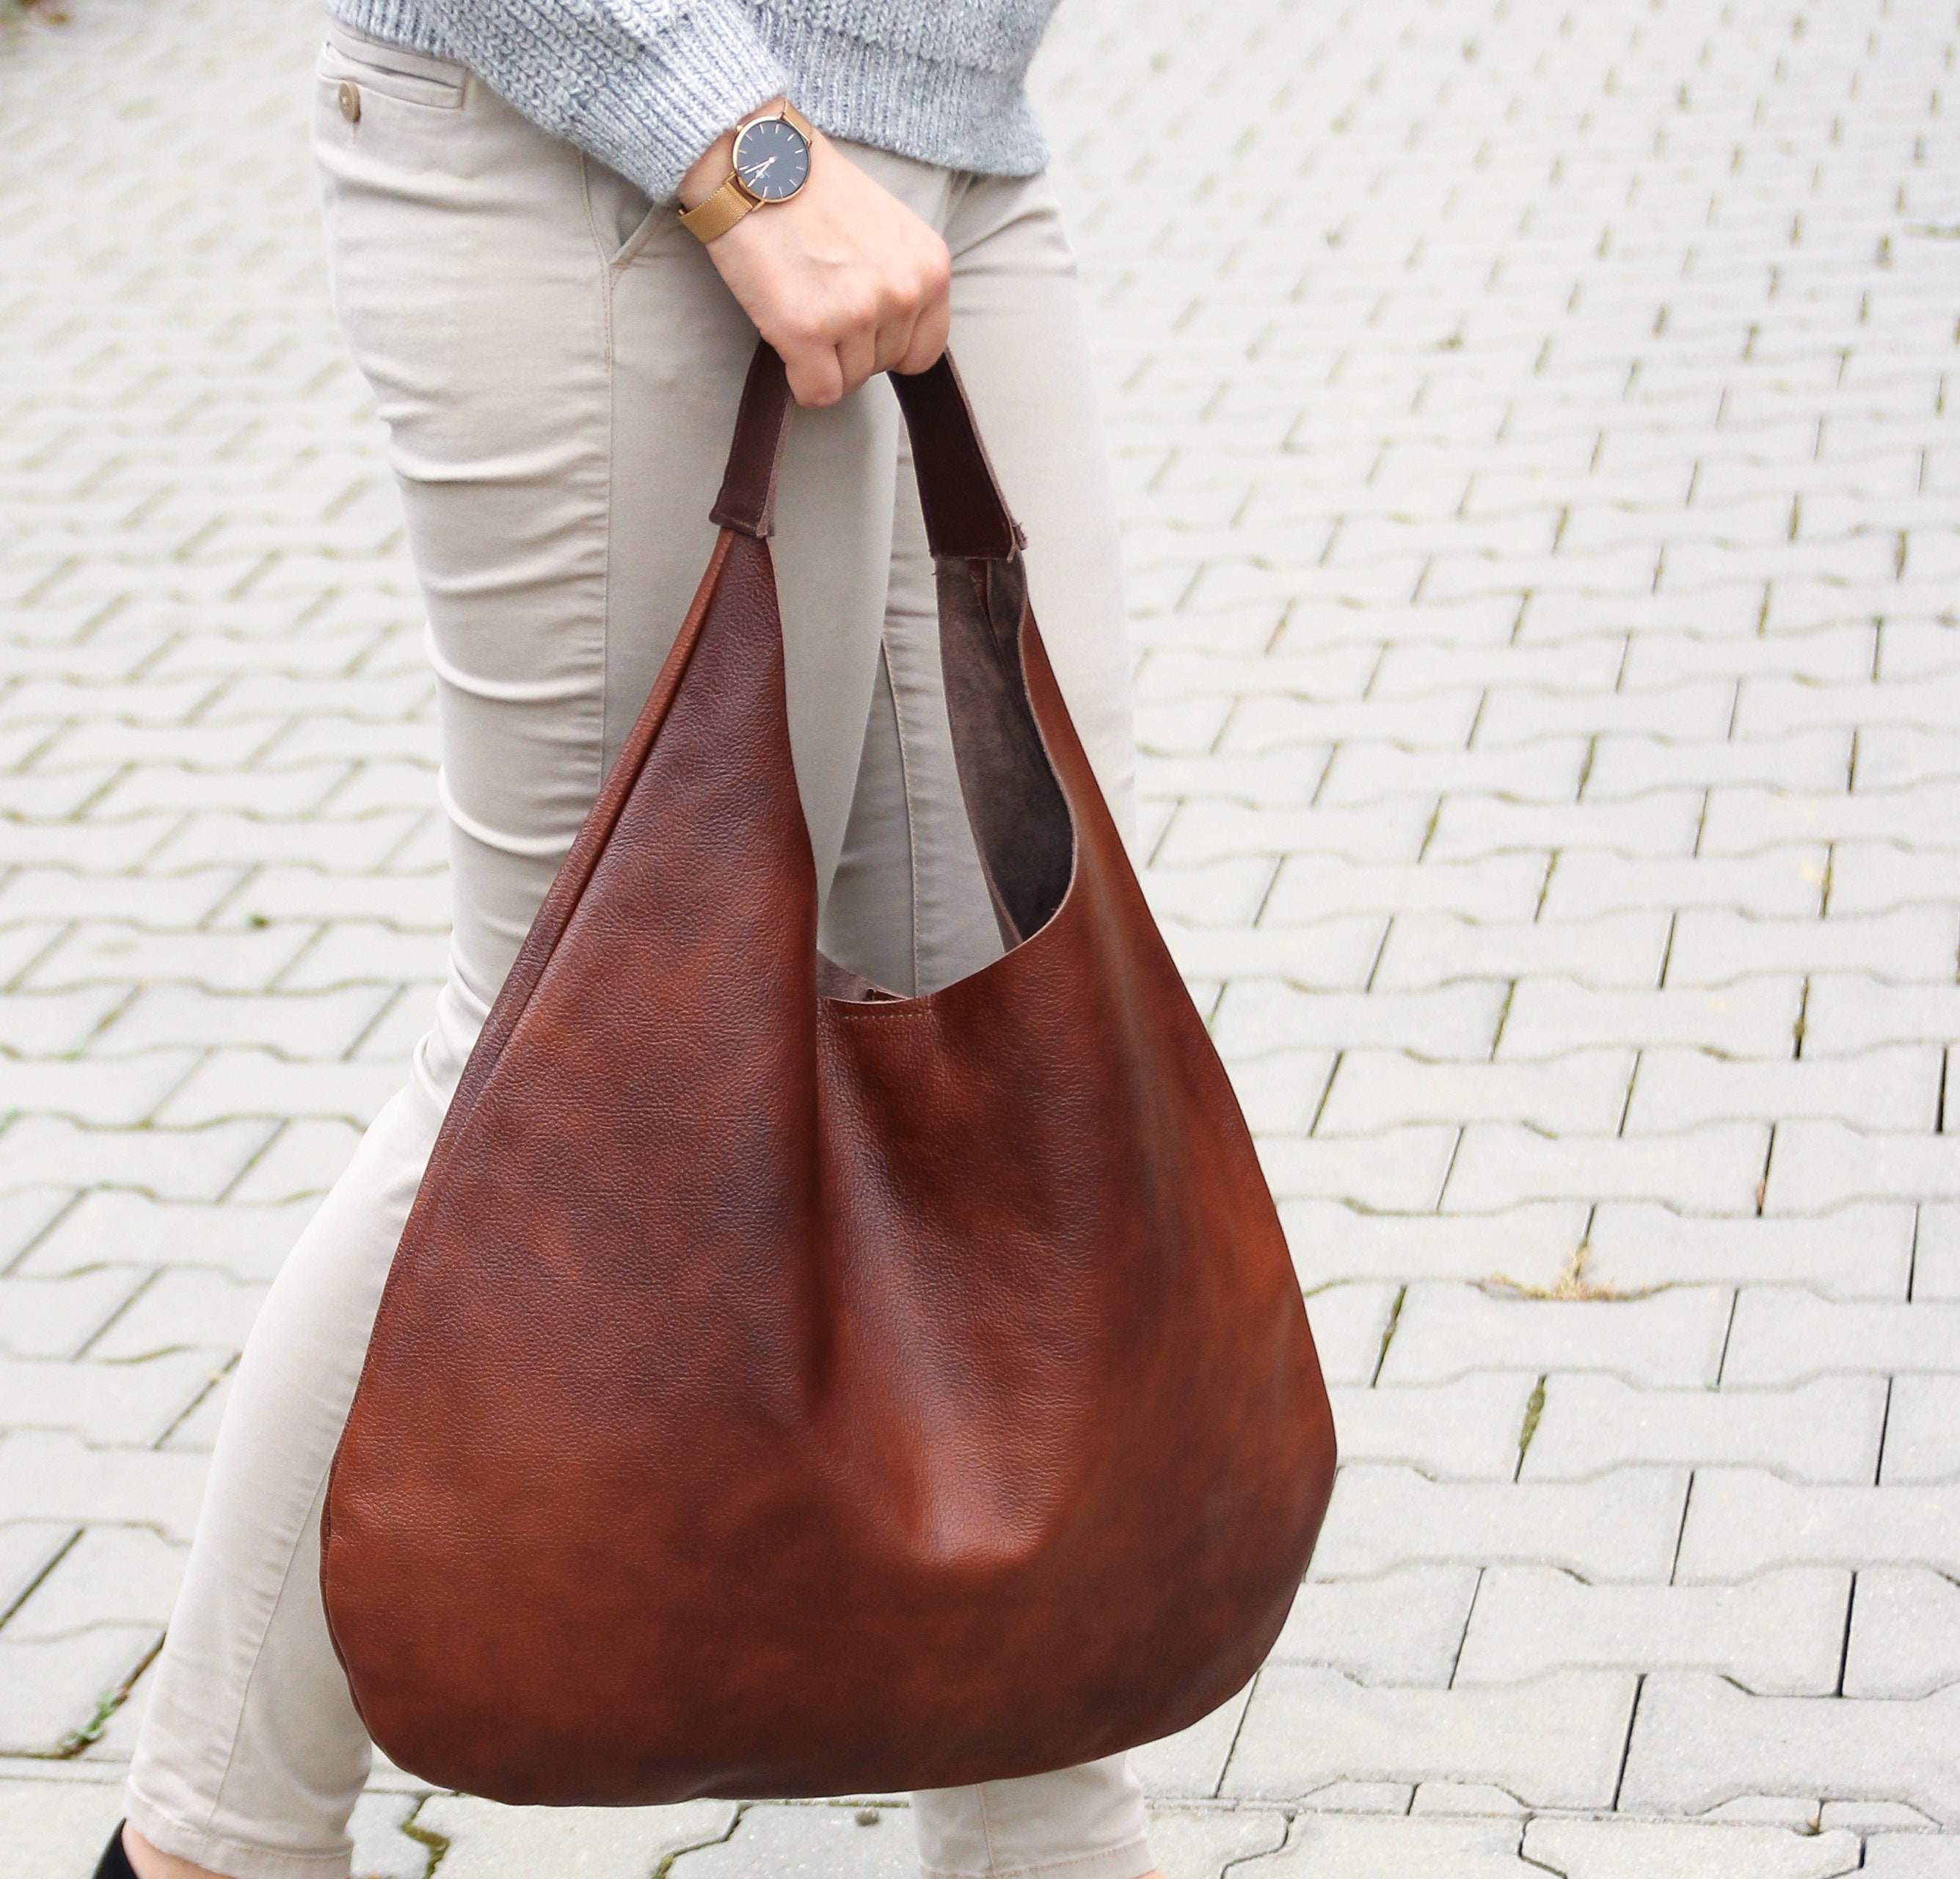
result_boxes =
[896,288,951,377]
[833,325,880,401]
[696,129,958,407]
[782,340,845,409]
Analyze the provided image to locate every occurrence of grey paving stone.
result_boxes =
[87,984,394,1059]
[22,922,313,995]
[1816,1803,1945,1832]
[1156,799,1432,869]
[346,1789,428,1879]
[1225,1665,1634,1809]
[0,1625,159,1754]
[0,1053,200,1128]
[0,1271,147,1361]
[1800,976,1960,1055]
[1261,854,1549,925]
[1702,782,1960,857]
[1862,1835,1960,1875]
[1537,850,1828,922]
[1308,1466,1688,1582]
[1723,1293,1960,1386]
[0,985,154,1056]
[1829,848,1960,920]
[1584,1203,1915,1298]
[1842,1568,1960,1699]
[0,1188,71,1269]
[87,1272,268,1362]
[1619,1673,1960,1823]
[1289,1782,1415,1817]
[1675,1472,1960,1582]
[1520,1817,1860,1878]
[1665,909,1960,989]
[1476,682,1736,749]
[0,1433,208,1543]
[1407,1781,1526,1817]
[1299,1282,1402,1387]
[152,1050,408,1128]
[16,1192,319,1284]
[1316,740,1587,808]
[1427,794,1706,864]
[1213,981,1508,1060]
[1520,1375,1887,1484]
[1495,978,1804,1060]
[1232,1813,1528,1879]
[1258,1126,1460,1213]
[1443,1120,1770,1213]
[1622,1047,1942,1134]
[1223,1050,1338,1136]
[1143,1806,1287,1879]
[227,1116,368,1204]
[1315,1050,1636,1135]
[1915,1204,1960,1301]
[416,1793,737,1878]
[5,1525,188,1637]
[0,1522,78,1621]
[1280,1202,1589,1291]
[1272,1568,1480,1683]
[0,1352,214,1445]
[0,1775,128,1879]
[1881,1377,1960,1483]
[1377,1285,1731,1388]
[1132,1684,1253,1799]
[1329,1374,1537,1480]
[1584,727,1854,799]
[1765,1122,1960,1212]
[0,1116,272,1205]
[1455,1567,1851,1695]
[160,1366,236,1453]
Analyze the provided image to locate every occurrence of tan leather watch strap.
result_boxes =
[679,102,817,244]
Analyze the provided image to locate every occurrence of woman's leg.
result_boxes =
[823,168,1159,1879]
[124,32,903,1878]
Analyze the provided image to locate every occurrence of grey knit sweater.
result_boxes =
[325,0,1060,203]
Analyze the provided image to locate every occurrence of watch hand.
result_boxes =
[743,156,777,183]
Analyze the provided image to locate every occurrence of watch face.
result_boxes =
[734,115,811,203]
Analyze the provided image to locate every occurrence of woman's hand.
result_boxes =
[679,105,952,409]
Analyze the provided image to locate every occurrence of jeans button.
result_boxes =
[338,79,361,123]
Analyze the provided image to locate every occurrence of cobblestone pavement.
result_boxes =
[3,0,1959,1869]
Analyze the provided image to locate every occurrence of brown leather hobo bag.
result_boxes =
[320,342,1337,1806]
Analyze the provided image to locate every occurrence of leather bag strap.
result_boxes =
[710,341,1024,560]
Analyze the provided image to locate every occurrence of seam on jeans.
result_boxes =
[125,1776,354,1879]
[921,1832,1156,1879]
[579,153,616,370]
[977,1780,1001,1877]
[202,1472,335,1844]
[881,636,927,996]
[591,157,615,797]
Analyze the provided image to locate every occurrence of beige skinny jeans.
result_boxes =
[123,21,1152,1879]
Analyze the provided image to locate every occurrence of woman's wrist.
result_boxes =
[677,98,788,212]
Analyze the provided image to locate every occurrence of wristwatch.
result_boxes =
[679,101,816,243]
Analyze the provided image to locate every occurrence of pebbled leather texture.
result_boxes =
[320,341,1336,1806]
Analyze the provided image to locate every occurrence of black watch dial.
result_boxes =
[734,116,811,203]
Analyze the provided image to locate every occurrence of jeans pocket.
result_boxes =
[318,22,467,109]
[580,153,680,269]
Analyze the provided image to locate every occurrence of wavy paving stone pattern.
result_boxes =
[2,0,1959,1869]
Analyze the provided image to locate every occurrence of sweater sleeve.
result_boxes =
[361,0,788,202]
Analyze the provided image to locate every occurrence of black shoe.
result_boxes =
[92,1822,136,1879]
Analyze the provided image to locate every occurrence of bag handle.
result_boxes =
[709,341,1024,561]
